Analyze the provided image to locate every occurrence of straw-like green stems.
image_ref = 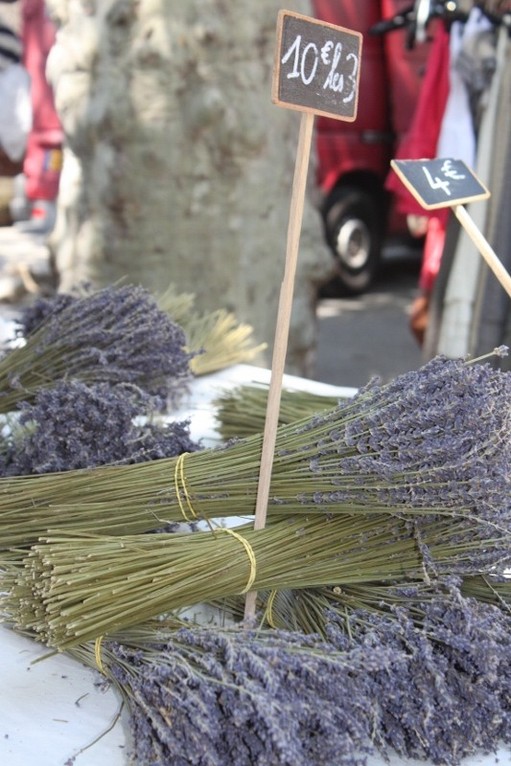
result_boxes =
[214,383,345,439]
[2,509,509,649]
[157,287,267,375]
[0,356,509,550]
[240,575,511,638]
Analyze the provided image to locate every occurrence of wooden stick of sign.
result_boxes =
[244,10,362,621]
[453,205,511,299]
[390,158,511,299]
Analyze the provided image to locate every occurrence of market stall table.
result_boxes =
[1,366,508,765]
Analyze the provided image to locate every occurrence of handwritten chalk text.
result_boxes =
[281,33,358,104]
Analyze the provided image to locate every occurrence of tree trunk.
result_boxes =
[46,0,334,375]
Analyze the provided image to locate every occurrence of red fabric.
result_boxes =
[21,0,63,201]
[385,24,451,217]
[418,210,449,294]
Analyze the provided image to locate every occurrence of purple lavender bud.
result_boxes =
[1,284,195,412]
[1,380,199,475]
[16,292,78,337]
[296,356,511,524]
[101,583,511,766]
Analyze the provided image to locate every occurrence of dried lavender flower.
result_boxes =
[104,626,380,766]
[467,345,509,364]
[0,380,199,475]
[16,291,78,337]
[324,584,511,764]
[0,284,195,412]
[89,583,511,766]
[300,356,511,523]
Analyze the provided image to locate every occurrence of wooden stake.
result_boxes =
[244,111,314,621]
[454,204,511,300]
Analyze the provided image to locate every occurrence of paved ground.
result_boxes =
[0,222,423,387]
[314,244,423,388]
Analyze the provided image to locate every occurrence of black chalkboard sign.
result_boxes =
[272,10,362,122]
[390,158,490,210]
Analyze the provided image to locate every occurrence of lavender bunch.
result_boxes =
[324,585,511,764]
[16,291,77,336]
[0,284,194,412]
[0,355,510,551]
[213,382,344,440]
[68,584,511,766]
[19,283,266,380]
[0,380,200,476]
[5,507,510,648]
[251,575,511,639]
[304,354,511,523]
[157,285,267,376]
[81,625,383,766]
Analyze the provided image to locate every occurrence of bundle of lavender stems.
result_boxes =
[0,283,195,413]
[0,355,509,550]
[64,580,511,766]
[0,284,204,477]
[2,342,511,764]
[214,381,342,439]
[224,574,511,639]
[157,285,267,375]
[2,355,511,650]
[4,510,505,648]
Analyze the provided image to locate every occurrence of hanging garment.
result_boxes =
[470,24,511,361]
[385,24,450,344]
[434,9,501,360]
[418,212,449,294]
[418,11,484,309]
[436,16,478,165]
[385,23,451,218]
[386,23,451,346]
[20,0,63,203]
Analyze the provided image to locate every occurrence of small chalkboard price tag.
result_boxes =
[390,158,490,210]
[272,10,362,121]
[391,156,511,306]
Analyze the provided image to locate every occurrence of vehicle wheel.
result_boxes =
[322,187,384,294]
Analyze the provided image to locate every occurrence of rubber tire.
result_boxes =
[323,187,383,295]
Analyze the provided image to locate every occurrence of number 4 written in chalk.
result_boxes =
[390,158,489,210]
[422,159,466,197]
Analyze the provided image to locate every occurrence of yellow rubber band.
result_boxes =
[265,589,278,628]
[174,452,196,522]
[94,635,105,674]
[220,527,257,594]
